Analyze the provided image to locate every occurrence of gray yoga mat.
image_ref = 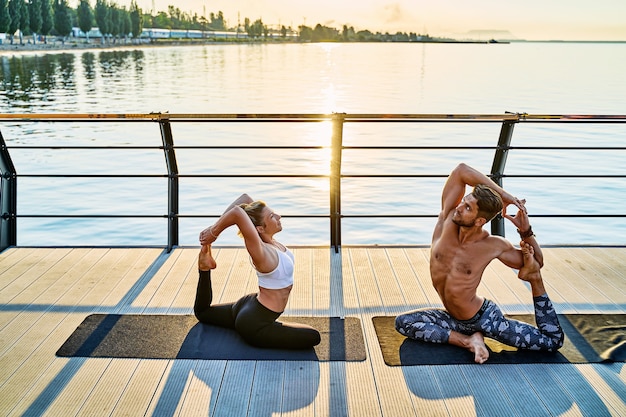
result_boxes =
[372,314,626,365]
[57,314,366,361]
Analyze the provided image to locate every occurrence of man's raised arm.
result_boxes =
[442,163,522,213]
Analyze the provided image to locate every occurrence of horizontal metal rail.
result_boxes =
[1,113,625,252]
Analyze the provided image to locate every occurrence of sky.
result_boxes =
[136,0,626,41]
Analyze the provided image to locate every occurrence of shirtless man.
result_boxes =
[395,163,564,363]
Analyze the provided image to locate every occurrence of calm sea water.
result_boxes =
[1,42,625,246]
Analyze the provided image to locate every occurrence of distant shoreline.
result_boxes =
[2,38,624,55]
[0,39,197,54]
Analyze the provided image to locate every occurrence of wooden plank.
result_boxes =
[385,248,432,311]
[291,247,316,315]
[344,248,417,417]
[111,360,171,416]
[401,366,450,416]
[569,248,626,298]
[336,249,359,318]
[479,263,528,313]
[211,361,255,416]
[543,363,621,416]
[131,248,185,312]
[338,249,385,417]
[403,249,445,308]
[282,361,317,417]
[144,361,192,416]
[103,248,166,314]
[1,246,626,417]
[0,248,92,342]
[584,248,626,293]
[0,249,124,386]
[80,249,176,416]
[0,249,158,416]
[75,359,140,416]
[5,356,84,417]
[489,365,551,416]
[429,365,478,417]
[485,261,534,314]
[143,248,189,312]
[177,360,227,417]
[0,247,36,278]
[368,248,408,314]
[247,361,286,416]
[310,247,330,316]
[517,364,584,416]
[31,249,156,415]
[219,248,255,304]
[43,358,112,416]
[573,364,626,416]
[473,264,507,310]
[345,248,384,313]
[0,248,71,302]
[326,362,351,417]
[543,249,614,311]
[159,248,197,313]
[460,365,520,416]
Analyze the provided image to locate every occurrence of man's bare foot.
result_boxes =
[449,330,489,363]
[518,242,541,282]
[467,332,489,364]
[518,241,547,296]
[198,245,217,271]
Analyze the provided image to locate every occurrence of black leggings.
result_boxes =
[193,270,321,349]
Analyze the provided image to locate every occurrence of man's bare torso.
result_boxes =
[430,214,502,320]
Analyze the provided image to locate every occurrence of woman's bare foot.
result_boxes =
[198,245,217,271]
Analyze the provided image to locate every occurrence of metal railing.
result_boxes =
[1,112,625,252]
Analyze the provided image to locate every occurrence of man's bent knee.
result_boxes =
[395,314,409,334]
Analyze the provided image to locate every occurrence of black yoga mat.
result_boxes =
[372,314,626,366]
[57,314,366,361]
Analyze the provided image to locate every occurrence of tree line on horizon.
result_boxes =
[0,0,431,45]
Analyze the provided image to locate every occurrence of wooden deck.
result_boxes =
[1,246,625,417]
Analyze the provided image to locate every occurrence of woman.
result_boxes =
[195,193,321,349]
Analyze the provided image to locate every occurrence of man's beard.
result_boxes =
[452,217,475,228]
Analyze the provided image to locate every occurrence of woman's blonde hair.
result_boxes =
[238,201,267,236]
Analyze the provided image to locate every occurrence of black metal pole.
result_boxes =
[159,120,179,252]
[330,113,345,253]
[490,118,517,237]
[0,130,17,252]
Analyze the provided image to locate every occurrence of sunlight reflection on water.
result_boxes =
[1,43,625,246]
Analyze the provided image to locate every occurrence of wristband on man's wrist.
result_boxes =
[517,226,535,239]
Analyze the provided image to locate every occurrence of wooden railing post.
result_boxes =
[330,113,345,253]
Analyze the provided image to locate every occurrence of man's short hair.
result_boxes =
[472,184,503,222]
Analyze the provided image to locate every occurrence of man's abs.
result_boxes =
[430,258,485,320]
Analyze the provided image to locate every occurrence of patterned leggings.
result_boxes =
[395,295,564,351]
[194,270,321,349]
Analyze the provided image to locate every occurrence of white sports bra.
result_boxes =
[256,247,295,290]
